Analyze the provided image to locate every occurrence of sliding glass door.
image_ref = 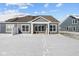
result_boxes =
[33,24,46,34]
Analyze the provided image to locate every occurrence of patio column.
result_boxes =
[48,23,49,34]
[12,24,17,35]
[31,23,33,34]
[16,23,18,34]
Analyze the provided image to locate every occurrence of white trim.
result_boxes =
[31,16,51,22]
[6,24,14,33]
[72,19,78,24]
[34,22,59,23]
[48,23,49,34]
[49,24,57,32]
[72,19,74,24]
[33,24,47,33]
[21,24,30,33]
[32,22,49,24]
[31,23,33,34]
[0,22,59,24]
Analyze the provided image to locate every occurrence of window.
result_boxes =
[42,26,45,31]
[75,20,78,23]
[72,19,74,24]
[6,24,14,32]
[50,25,56,32]
[73,27,76,31]
[39,26,41,31]
[35,26,38,31]
[26,26,29,31]
[34,24,46,32]
[22,25,25,31]
[50,25,53,31]
[53,25,56,31]
[72,19,78,24]
[22,24,29,32]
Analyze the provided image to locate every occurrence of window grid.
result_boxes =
[22,24,29,32]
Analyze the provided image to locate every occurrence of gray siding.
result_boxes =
[33,18,48,22]
[0,23,6,33]
[60,16,79,32]
[0,23,31,33]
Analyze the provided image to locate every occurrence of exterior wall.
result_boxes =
[0,16,59,34]
[60,16,79,32]
[0,23,6,33]
[76,26,79,32]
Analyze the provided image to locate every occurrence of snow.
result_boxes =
[73,15,79,18]
[70,15,79,19]
[0,34,79,56]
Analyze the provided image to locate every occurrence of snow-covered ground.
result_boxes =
[60,31,79,40]
[0,34,79,56]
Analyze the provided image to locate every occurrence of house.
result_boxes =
[0,15,59,34]
[60,15,79,32]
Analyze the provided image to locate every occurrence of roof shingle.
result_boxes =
[5,15,59,23]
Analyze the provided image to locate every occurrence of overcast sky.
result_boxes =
[0,3,79,22]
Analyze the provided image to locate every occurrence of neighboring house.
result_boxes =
[0,15,59,34]
[60,15,79,32]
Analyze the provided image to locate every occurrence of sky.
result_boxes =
[0,3,79,22]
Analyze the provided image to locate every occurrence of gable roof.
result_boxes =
[5,15,59,23]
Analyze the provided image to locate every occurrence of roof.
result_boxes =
[70,15,79,19]
[5,15,59,23]
[72,15,79,19]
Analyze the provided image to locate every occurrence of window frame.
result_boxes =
[50,25,53,31]
[21,24,30,32]
[72,19,78,24]
[49,24,57,32]
[6,24,14,33]
[34,24,46,32]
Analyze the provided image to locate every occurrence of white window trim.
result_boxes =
[6,24,14,33]
[34,24,46,32]
[72,19,78,24]
[21,24,30,33]
[50,24,57,32]
[72,19,74,24]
